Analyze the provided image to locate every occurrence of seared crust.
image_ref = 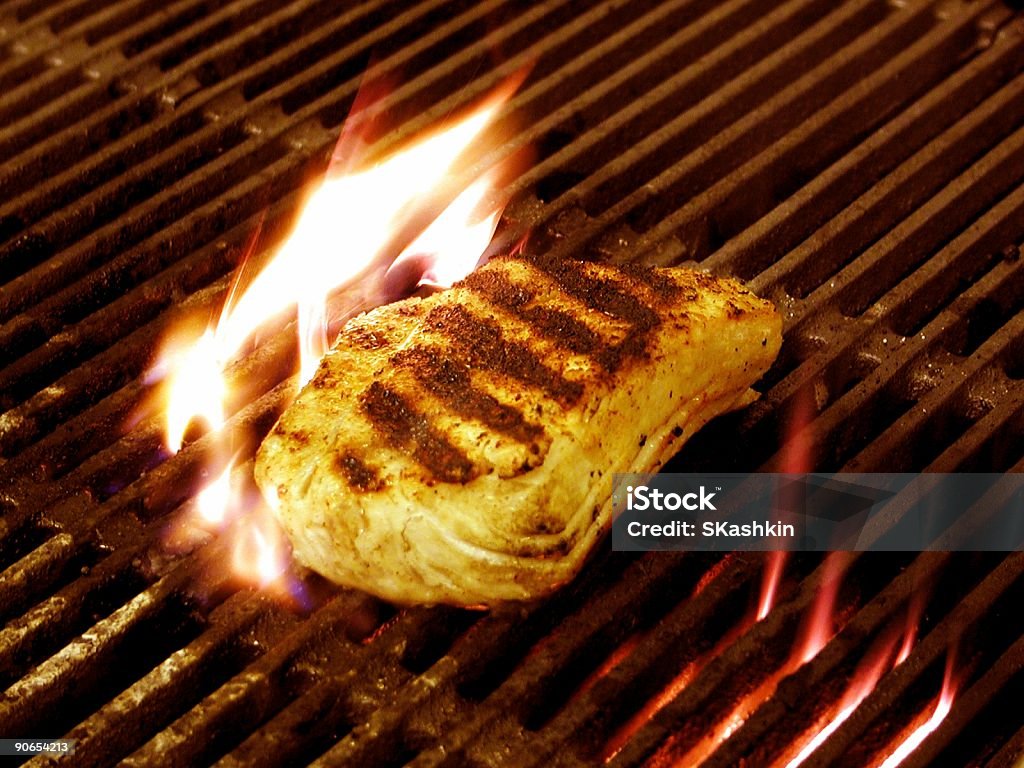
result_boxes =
[255,255,782,605]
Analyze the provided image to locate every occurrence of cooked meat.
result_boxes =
[254,253,782,605]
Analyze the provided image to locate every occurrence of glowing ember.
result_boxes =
[877,659,956,768]
[568,633,641,708]
[601,559,745,763]
[785,703,852,768]
[602,655,701,763]
[151,73,523,594]
[674,665,792,767]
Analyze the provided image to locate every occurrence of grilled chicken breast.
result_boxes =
[255,254,782,605]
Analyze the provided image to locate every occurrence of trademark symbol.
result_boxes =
[715,486,722,492]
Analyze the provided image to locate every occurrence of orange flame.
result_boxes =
[152,73,524,592]
[158,82,518,445]
[664,577,850,768]
[623,554,855,767]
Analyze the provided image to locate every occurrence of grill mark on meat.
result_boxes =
[611,261,692,300]
[350,258,694,487]
[462,269,603,356]
[425,304,584,406]
[391,346,545,446]
[461,268,533,308]
[491,255,674,372]
[524,305,604,355]
[521,252,661,331]
[336,453,384,492]
[361,381,477,484]
[461,263,659,372]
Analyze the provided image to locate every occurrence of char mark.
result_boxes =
[612,261,693,300]
[361,381,476,484]
[465,258,668,372]
[425,304,583,406]
[521,252,661,331]
[391,346,544,445]
[336,453,384,492]
[462,269,602,355]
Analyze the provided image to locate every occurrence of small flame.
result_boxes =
[232,510,289,588]
[778,384,817,473]
[196,462,233,526]
[758,551,788,620]
[877,658,956,768]
[779,600,927,768]
[895,580,930,667]
[634,555,853,768]
[895,614,918,667]
[161,329,225,453]
[796,553,848,664]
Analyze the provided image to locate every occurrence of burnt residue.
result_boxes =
[425,303,584,406]
[361,381,476,484]
[391,346,545,446]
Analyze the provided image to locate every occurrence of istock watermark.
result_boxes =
[611,473,1024,552]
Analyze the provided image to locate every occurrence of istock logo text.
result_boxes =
[625,485,717,512]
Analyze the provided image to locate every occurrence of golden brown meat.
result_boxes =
[255,254,782,605]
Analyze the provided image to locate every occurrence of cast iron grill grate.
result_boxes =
[0,0,1023,766]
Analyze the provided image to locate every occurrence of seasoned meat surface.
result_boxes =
[255,254,782,605]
